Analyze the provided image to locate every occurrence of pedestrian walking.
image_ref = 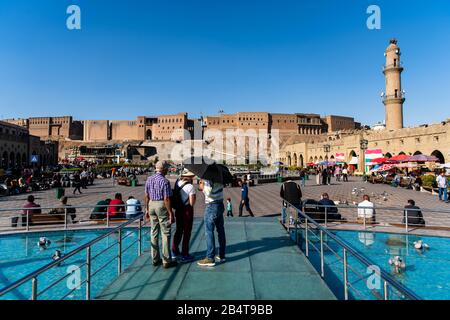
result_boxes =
[437,171,449,203]
[72,172,82,194]
[238,179,254,217]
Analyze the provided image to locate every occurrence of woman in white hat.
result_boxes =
[172,168,197,263]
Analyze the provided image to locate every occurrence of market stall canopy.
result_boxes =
[438,163,450,169]
[377,164,395,172]
[388,154,409,162]
[395,163,419,169]
[371,157,388,164]
[406,154,440,162]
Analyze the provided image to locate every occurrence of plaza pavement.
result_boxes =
[1,174,450,233]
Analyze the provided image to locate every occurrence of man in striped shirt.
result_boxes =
[144,161,177,269]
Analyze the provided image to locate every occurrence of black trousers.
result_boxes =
[239,198,254,217]
[11,216,28,227]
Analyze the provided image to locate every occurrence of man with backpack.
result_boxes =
[172,169,197,263]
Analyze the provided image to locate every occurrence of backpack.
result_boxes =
[171,181,191,212]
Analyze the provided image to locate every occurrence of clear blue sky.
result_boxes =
[0,0,449,126]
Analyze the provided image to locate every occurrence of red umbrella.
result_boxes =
[372,157,388,163]
[377,164,395,172]
[387,154,409,162]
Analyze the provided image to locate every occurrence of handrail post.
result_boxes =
[384,280,389,300]
[405,209,408,233]
[138,218,142,256]
[64,208,68,230]
[294,209,298,244]
[324,206,328,227]
[31,277,37,300]
[86,246,91,300]
[106,211,110,228]
[117,229,122,275]
[363,212,366,230]
[343,248,349,300]
[26,211,30,232]
[305,218,309,257]
[320,230,325,278]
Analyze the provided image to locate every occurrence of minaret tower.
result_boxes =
[383,39,405,130]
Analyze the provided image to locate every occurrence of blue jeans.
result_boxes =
[204,201,226,260]
[438,188,448,201]
[301,177,306,187]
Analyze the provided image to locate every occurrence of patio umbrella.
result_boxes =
[406,154,440,162]
[183,157,233,184]
[395,163,419,169]
[371,157,388,164]
[387,154,409,162]
[438,163,450,169]
[273,161,284,165]
[377,164,395,172]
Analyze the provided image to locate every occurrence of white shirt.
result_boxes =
[342,168,348,174]
[126,198,142,215]
[177,180,196,205]
[202,180,224,204]
[358,200,375,219]
[437,175,448,188]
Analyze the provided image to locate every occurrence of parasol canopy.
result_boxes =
[406,154,440,162]
[376,164,395,172]
[387,154,409,162]
[183,157,233,184]
[371,157,388,164]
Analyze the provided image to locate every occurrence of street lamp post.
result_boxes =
[360,139,369,176]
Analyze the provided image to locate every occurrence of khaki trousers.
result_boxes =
[148,201,172,264]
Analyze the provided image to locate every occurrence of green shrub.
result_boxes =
[421,175,437,188]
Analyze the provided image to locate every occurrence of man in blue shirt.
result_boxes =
[238,179,254,217]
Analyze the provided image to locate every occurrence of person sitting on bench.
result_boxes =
[12,195,41,227]
[49,196,77,223]
[90,198,111,220]
[357,195,376,224]
[318,193,342,221]
[403,199,425,226]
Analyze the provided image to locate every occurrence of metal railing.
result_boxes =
[296,201,450,234]
[383,93,405,102]
[282,200,421,300]
[0,212,150,300]
[0,203,144,233]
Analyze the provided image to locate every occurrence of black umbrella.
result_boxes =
[183,157,233,184]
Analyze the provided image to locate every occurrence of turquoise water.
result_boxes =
[293,229,450,300]
[0,228,150,300]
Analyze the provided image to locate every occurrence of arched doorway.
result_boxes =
[9,152,15,168]
[399,151,406,155]
[385,152,392,158]
[349,150,357,162]
[146,129,152,140]
[287,155,292,166]
[1,151,7,168]
[293,153,298,167]
[16,153,21,168]
[299,154,304,167]
[413,151,422,156]
[431,150,445,163]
